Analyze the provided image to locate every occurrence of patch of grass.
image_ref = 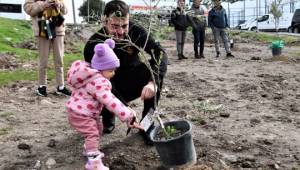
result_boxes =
[193,100,223,114]
[0,127,13,135]
[238,31,298,44]
[0,70,37,86]
[0,53,81,87]
[0,45,38,61]
[64,53,82,67]
[152,26,174,41]
[0,17,33,44]
[0,112,14,118]
[190,116,207,125]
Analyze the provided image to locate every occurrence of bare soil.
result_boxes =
[0,30,300,170]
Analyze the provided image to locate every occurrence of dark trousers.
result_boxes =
[101,64,162,128]
[192,28,206,56]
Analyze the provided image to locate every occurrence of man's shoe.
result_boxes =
[199,54,205,58]
[103,125,115,134]
[195,54,200,59]
[56,86,71,96]
[181,54,188,59]
[178,54,182,60]
[226,53,235,58]
[36,86,47,97]
[216,52,220,58]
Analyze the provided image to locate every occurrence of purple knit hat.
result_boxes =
[91,39,120,71]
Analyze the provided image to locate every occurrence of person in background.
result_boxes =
[171,0,189,60]
[208,0,235,58]
[67,39,142,170]
[24,0,71,97]
[188,0,207,59]
[83,0,168,145]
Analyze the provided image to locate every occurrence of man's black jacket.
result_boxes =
[83,21,168,85]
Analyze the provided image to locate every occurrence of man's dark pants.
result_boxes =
[192,28,206,56]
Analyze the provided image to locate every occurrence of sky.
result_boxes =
[64,0,84,24]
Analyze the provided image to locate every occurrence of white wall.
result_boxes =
[0,0,84,24]
[0,0,29,20]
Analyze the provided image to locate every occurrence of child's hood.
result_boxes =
[67,60,99,89]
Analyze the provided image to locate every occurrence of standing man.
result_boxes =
[171,0,189,60]
[188,0,207,59]
[24,0,71,96]
[84,0,168,145]
[208,0,235,58]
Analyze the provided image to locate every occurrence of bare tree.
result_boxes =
[270,0,283,32]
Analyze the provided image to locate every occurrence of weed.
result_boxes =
[0,112,14,118]
[0,127,12,135]
[190,116,207,125]
[193,100,222,114]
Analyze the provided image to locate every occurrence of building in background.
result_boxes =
[0,0,29,20]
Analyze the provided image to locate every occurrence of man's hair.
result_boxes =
[103,0,129,17]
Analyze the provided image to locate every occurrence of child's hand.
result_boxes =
[126,108,144,130]
[126,117,143,130]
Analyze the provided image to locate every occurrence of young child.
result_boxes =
[66,39,142,170]
[208,0,235,58]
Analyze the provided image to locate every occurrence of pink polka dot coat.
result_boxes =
[66,60,133,122]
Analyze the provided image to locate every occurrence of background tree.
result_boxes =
[78,0,105,23]
[270,0,283,32]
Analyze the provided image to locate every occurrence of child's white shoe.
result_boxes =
[85,154,109,170]
[82,145,101,157]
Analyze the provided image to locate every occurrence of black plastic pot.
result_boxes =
[149,120,197,168]
[272,48,282,56]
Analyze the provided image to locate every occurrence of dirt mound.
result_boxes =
[0,52,19,70]
[0,35,300,169]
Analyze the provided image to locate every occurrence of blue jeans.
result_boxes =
[211,27,231,54]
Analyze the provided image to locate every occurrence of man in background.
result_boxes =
[189,0,207,59]
[208,0,235,58]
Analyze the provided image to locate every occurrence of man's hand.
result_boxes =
[44,0,56,8]
[141,81,156,100]
[53,0,62,9]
